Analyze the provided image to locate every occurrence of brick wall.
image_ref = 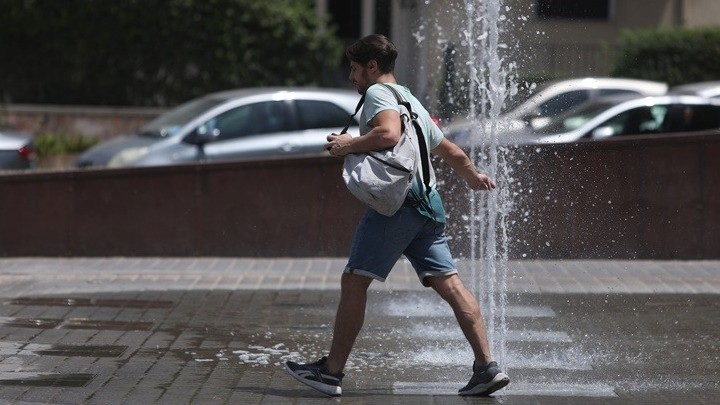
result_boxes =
[1,132,718,259]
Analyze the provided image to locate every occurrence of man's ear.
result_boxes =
[366,59,378,73]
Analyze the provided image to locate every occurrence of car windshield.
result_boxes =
[534,101,616,135]
[139,97,225,137]
[503,81,552,112]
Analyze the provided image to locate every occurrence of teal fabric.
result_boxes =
[359,83,446,223]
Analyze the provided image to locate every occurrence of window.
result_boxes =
[296,100,356,130]
[538,90,589,117]
[209,101,292,141]
[601,106,667,136]
[598,89,642,97]
[375,0,392,37]
[537,0,610,20]
[664,105,720,132]
[328,0,361,41]
[143,97,224,137]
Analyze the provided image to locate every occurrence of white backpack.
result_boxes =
[341,84,431,216]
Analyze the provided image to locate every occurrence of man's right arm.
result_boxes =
[325,109,402,157]
[432,138,496,191]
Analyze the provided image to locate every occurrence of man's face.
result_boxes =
[349,61,373,94]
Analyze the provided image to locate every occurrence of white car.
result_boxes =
[77,87,361,168]
[444,77,669,144]
[527,94,720,144]
[668,81,720,99]
[504,77,668,129]
[447,94,720,146]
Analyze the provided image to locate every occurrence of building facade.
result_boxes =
[316,0,720,105]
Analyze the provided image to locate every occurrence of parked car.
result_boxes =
[668,81,720,99]
[0,129,35,171]
[448,95,720,146]
[523,95,720,144]
[76,87,361,168]
[503,77,668,129]
[444,77,669,143]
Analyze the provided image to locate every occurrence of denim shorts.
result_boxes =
[345,205,458,287]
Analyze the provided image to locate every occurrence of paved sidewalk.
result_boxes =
[0,258,717,404]
[1,257,718,294]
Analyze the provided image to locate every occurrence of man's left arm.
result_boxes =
[432,138,496,191]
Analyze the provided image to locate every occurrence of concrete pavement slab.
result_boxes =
[0,258,717,404]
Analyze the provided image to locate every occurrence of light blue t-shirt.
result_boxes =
[360,83,446,223]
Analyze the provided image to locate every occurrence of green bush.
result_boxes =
[0,0,343,106]
[34,133,99,157]
[612,27,720,86]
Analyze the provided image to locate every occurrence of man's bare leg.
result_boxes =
[325,272,373,374]
[426,274,492,365]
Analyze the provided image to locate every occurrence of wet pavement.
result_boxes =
[0,258,717,404]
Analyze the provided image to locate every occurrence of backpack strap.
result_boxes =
[380,84,432,197]
[341,94,365,135]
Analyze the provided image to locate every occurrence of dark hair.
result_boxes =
[345,34,398,74]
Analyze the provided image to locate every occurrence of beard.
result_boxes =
[356,70,373,94]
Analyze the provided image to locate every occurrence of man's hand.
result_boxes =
[433,138,497,191]
[324,133,354,157]
[466,173,496,191]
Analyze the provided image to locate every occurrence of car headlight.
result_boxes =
[107,147,150,167]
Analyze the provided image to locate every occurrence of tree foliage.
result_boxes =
[612,27,720,86]
[0,0,343,106]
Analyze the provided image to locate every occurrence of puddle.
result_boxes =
[405,324,572,343]
[24,344,127,358]
[62,318,154,331]
[7,297,174,308]
[0,373,94,387]
[0,317,59,329]
[392,382,616,397]
[172,343,304,366]
[0,316,153,331]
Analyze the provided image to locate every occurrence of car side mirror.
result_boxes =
[184,121,221,162]
[184,122,220,146]
[591,126,615,139]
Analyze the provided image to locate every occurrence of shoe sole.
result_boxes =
[458,372,510,396]
[283,362,342,397]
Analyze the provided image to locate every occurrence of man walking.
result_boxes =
[284,34,509,397]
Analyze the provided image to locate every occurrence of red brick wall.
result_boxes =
[1,132,718,259]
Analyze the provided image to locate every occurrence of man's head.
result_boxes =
[346,34,398,94]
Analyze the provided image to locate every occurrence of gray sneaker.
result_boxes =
[284,356,344,397]
[458,361,509,396]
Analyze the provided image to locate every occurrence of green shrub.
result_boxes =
[612,27,720,86]
[34,133,99,157]
[0,0,343,106]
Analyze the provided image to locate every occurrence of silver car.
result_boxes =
[444,77,669,143]
[503,77,668,129]
[77,87,361,168]
[0,130,35,171]
[447,95,720,146]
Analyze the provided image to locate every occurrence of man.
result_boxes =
[284,34,509,397]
